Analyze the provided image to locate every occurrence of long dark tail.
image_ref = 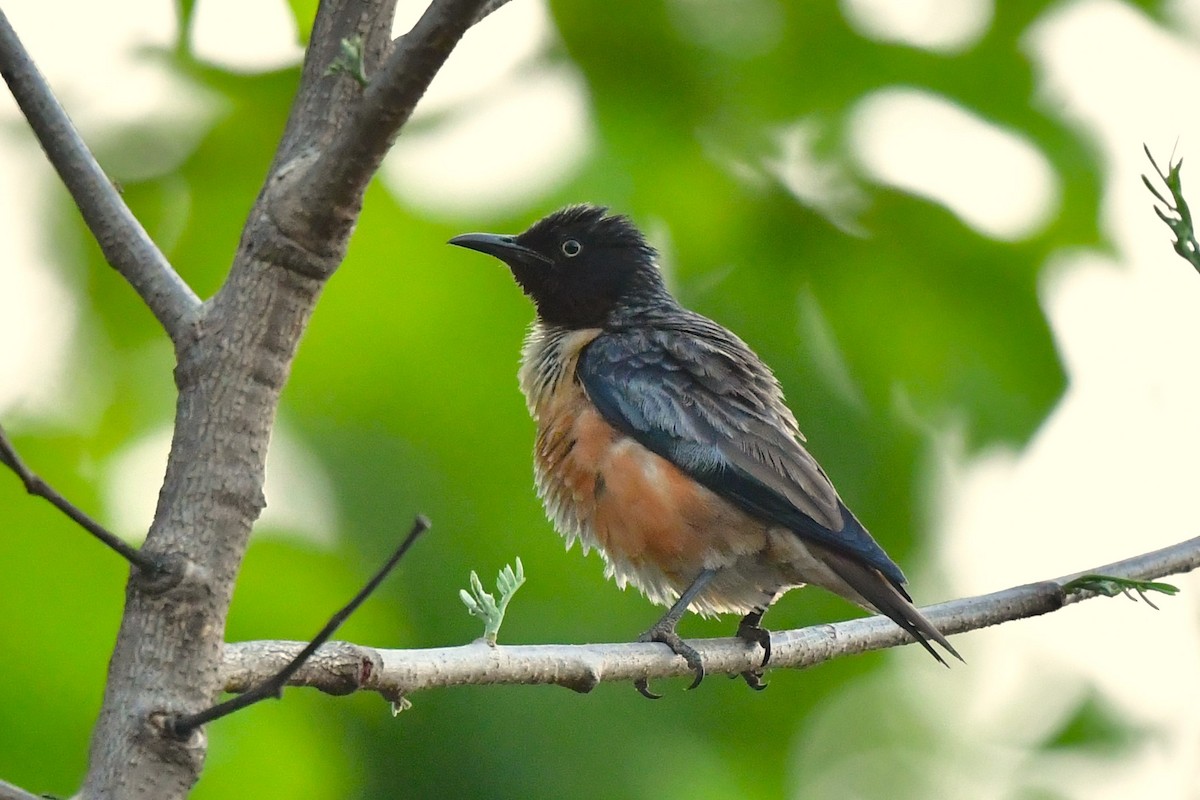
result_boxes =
[820,548,963,665]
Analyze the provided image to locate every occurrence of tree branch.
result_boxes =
[0,10,201,345]
[471,0,516,25]
[0,424,167,577]
[0,780,42,800]
[268,0,490,259]
[79,1,493,794]
[221,536,1200,699]
[169,516,428,736]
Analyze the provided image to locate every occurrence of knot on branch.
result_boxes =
[148,710,207,764]
[247,149,355,280]
[560,663,601,694]
[300,642,385,696]
[132,551,202,596]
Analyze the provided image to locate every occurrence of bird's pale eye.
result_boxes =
[561,239,582,258]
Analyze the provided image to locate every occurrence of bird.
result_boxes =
[449,204,960,697]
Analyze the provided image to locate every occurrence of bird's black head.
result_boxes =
[449,205,663,329]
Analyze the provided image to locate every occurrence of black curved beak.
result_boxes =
[448,233,553,267]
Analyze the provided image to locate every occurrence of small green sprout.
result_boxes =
[1143,145,1200,275]
[460,558,526,645]
[325,35,368,88]
[1062,573,1180,609]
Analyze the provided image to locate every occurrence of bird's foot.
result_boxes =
[736,610,772,691]
[634,621,705,699]
[737,669,768,691]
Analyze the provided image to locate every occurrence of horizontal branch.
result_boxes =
[170,516,428,736]
[0,9,200,344]
[222,535,1200,700]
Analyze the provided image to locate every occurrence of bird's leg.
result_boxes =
[634,568,717,699]
[735,602,773,691]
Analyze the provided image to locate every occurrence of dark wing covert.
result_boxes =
[577,321,907,588]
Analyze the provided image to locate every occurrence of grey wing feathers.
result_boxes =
[577,314,908,587]
[816,545,962,664]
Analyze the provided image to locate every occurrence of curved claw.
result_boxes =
[634,678,662,700]
[740,670,768,691]
[734,608,773,691]
[736,612,772,668]
[632,569,717,697]
[635,621,706,697]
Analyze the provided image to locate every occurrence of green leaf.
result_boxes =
[459,558,526,645]
[1143,145,1200,274]
[1061,573,1180,608]
[325,36,369,88]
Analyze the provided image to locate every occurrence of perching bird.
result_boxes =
[449,205,960,696]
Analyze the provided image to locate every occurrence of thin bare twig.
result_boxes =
[0,424,163,575]
[170,515,430,737]
[0,9,200,344]
[222,535,1200,699]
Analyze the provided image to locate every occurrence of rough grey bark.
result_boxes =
[1,1,489,797]
[79,0,493,793]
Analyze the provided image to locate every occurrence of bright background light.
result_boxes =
[2,0,1200,796]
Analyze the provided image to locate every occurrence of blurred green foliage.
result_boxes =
[1041,691,1142,755]
[0,0,1172,798]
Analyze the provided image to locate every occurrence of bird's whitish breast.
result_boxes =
[517,322,607,558]
[517,323,602,418]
